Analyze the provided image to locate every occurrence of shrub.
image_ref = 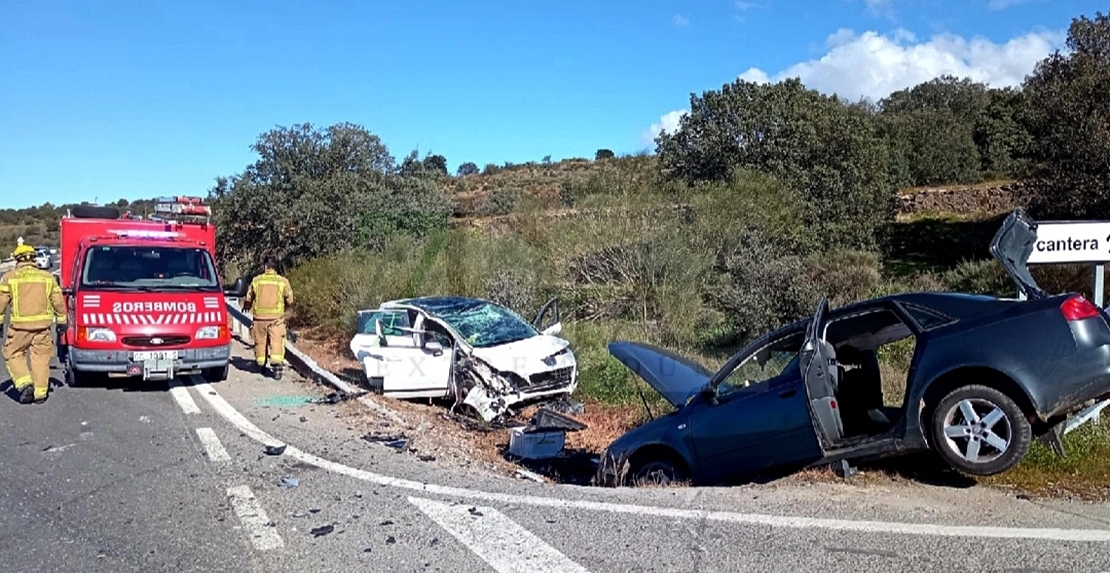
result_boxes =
[805,250,883,307]
[286,238,425,335]
[483,188,522,216]
[941,259,1012,297]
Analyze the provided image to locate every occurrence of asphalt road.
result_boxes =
[2,341,1109,573]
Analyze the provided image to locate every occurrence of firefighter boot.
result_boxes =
[271,364,283,380]
[18,383,35,404]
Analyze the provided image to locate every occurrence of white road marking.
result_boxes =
[189,378,1110,543]
[226,485,284,551]
[169,382,201,414]
[196,427,231,462]
[410,496,591,573]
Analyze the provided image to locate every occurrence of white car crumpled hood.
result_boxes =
[470,335,574,377]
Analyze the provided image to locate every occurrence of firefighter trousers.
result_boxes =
[251,317,287,367]
[3,327,53,399]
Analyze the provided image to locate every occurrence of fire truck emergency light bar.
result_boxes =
[107,230,181,239]
[153,196,211,217]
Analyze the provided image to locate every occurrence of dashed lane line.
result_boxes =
[187,377,1110,543]
[195,427,231,462]
[168,381,201,414]
[226,485,284,551]
[410,496,592,573]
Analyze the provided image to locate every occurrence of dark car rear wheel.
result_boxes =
[930,385,1031,476]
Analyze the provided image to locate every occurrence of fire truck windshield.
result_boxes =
[80,246,220,291]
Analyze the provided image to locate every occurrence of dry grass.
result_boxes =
[979,419,1110,500]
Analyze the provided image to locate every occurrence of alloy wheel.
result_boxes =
[940,398,1012,464]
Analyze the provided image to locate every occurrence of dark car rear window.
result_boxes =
[903,304,955,330]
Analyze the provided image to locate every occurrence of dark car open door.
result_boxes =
[800,296,845,450]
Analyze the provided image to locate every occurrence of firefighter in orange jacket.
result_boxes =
[0,244,67,403]
[242,256,293,379]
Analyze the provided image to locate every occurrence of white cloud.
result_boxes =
[673,13,689,27]
[865,0,890,7]
[641,110,688,146]
[736,28,1065,102]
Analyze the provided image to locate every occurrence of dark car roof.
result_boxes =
[766,291,1017,339]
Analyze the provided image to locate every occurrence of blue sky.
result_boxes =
[0,0,1101,209]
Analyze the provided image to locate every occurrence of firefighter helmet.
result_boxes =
[12,244,36,261]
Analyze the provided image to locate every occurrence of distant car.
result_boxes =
[350,296,578,421]
[33,246,51,270]
[596,208,1110,487]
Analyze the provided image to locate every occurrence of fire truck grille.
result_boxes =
[122,335,191,347]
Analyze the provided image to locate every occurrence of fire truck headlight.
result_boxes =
[195,326,220,340]
[85,327,116,342]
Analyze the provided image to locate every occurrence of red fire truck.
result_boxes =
[57,197,247,385]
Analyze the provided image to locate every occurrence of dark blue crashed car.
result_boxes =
[596,209,1110,486]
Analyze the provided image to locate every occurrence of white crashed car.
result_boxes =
[350,296,578,421]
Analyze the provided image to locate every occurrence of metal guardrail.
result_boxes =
[223,299,406,424]
[224,299,359,395]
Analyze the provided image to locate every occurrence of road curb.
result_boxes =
[225,300,406,425]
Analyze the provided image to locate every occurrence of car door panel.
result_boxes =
[689,373,822,485]
[352,311,452,398]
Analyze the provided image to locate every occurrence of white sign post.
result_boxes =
[1027,220,1110,308]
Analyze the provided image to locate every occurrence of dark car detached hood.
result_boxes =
[607,341,713,408]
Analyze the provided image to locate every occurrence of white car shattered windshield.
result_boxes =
[81,246,220,290]
[421,299,538,348]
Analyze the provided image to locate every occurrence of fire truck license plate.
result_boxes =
[133,351,178,362]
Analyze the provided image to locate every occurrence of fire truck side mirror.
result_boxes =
[224,277,248,298]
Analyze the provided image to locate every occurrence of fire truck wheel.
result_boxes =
[203,365,229,383]
[71,205,121,219]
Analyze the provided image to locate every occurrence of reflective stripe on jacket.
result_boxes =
[0,262,67,331]
[246,270,293,319]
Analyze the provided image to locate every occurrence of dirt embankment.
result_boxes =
[897,181,1033,216]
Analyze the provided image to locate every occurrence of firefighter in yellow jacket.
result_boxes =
[242,256,293,379]
[0,244,67,403]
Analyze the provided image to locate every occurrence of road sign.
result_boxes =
[1027,221,1110,265]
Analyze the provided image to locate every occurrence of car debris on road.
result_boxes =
[596,208,1110,488]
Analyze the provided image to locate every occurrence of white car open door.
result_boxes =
[350,310,453,399]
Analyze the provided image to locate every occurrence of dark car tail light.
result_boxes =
[1061,294,1100,321]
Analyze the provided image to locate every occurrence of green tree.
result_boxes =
[595,149,615,160]
[422,154,448,175]
[456,162,479,176]
[656,78,895,250]
[209,123,451,273]
[1023,12,1110,218]
[879,76,990,186]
